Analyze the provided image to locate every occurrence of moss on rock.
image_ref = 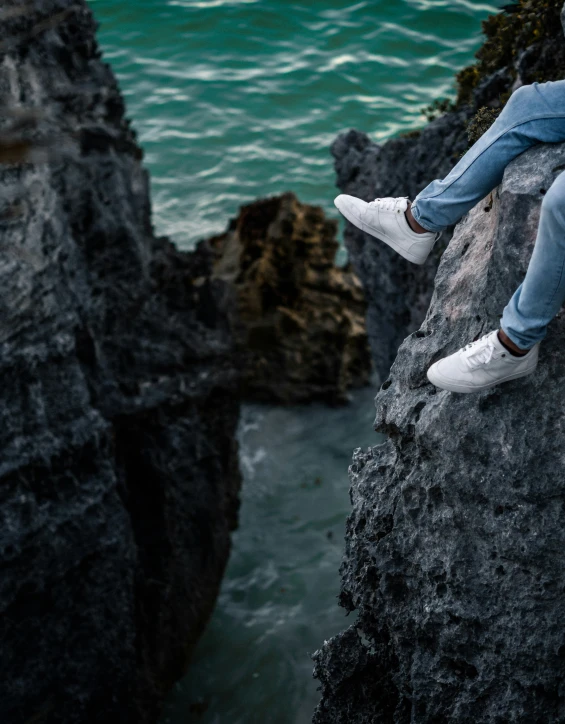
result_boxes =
[466,106,502,145]
[456,0,565,108]
[427,0,565,145]
[421,97,456,123]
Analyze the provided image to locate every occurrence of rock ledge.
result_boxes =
[314,142,565,723]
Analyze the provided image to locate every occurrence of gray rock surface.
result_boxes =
[331,110,471,380]
[313,142,565,722]
[0,2,241,723]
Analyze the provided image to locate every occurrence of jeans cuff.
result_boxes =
[500,322,542,350]
[410,201,446,233]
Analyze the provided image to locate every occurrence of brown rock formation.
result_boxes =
[200,192,372,405]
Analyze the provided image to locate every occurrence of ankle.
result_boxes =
[498,329,529,356]
[405,203,430,234]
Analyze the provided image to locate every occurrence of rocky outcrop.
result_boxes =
[0,3,240,723]
[201,192,372,404]
[313,142,565,722]
[334,0,565,380]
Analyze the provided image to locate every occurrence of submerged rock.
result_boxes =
[0,2,240,723]
[313,142,565,722]
[202,192,372,404]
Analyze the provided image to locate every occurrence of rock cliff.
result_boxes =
[0,2,240,723]
[313,142,565,722]
[334,0,565,379]
[202,192,372,405]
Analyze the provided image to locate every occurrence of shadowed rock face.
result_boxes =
[0,2,240,723]
[330,114,470,381]
[313,143,565,723]
[202,192,372,405]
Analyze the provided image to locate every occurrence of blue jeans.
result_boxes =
[411,81,565,350]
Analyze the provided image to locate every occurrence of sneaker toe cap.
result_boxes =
[427,357,470,388]
[426,360,444,387]
[334,194,364,218]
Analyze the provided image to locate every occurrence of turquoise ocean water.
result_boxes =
[89,1,499,722]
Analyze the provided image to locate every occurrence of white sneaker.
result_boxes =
[427,330,539,393]
[334,194,439,265]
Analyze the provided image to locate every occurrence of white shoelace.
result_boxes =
[461,333,497,370]
[367,196,409,212]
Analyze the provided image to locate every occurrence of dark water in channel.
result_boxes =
[162,386,383,724]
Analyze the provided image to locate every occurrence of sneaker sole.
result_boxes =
[426,363,537,393]
[335,197,430,265]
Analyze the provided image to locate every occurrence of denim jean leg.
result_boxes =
[501,171,565,349]
[410,81,565,232]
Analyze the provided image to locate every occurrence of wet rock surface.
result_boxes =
[313,142,565,723]
[0,2,240,723]
[201,192,372,404]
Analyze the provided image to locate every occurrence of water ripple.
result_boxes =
[92,0,499,253]
[168,0,260,7]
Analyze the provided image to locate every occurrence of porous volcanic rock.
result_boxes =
[0,2,240,723]
[201,192,372,405]
[313,142,565,723]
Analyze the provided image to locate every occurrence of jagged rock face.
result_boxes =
[330,111,470,379]
[313,143,565,723]
[0,3,240,723]
[202,192,372,404]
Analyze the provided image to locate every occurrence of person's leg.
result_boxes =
[501,170,565,350]
[426,165,565,393]
[411,81,565,232]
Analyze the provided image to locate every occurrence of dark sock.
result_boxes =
[404,208,428,235]
[497,330,528,357]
